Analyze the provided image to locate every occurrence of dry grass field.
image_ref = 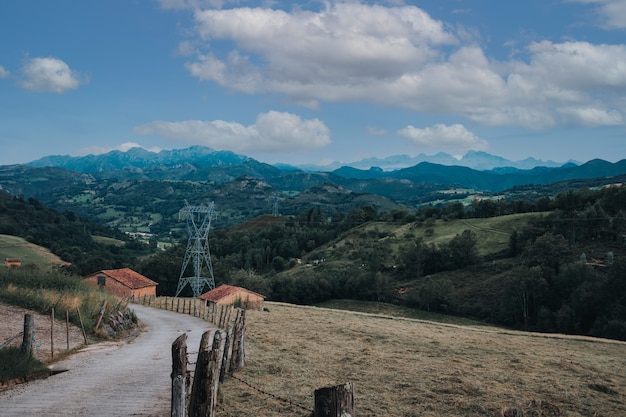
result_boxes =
[217,302,626,417]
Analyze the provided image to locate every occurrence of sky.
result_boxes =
[1,0,626,168]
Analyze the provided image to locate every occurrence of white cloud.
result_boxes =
[557,106,623,126]
[19,57,88,93]
[76,142,161,156]
[571,0,626,29]
[0,66,9,78]
[133,111,331,153]
[398,123,488,154]
[174,2,626,130]
[186,3,457,93]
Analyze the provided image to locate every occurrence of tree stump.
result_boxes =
[314,382,355,417]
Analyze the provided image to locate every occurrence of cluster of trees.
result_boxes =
[399,185,626,341]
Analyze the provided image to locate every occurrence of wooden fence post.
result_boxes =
[76,307,88,345]
[21,314,33,356]
[206,330,224,417]
[50,307,54,359]
[220,325,233,382]
[66,310,70,350]
[171,333,188,417]
[189,330,213,417]
[230,309,246,372]
[94,300,107,331]
[314,383,355,417]
[223,306,232,329]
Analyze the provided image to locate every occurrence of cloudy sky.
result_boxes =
[1,0,626,167]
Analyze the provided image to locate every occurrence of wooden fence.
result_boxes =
[0,310,87,360]
[154,296,354,417]
[131,295,238,330]
[170,308,247,417]
[131,296,355,416]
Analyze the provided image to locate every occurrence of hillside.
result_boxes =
[216,302,626,416]
[0,190,157,276]
[0,234,65,267]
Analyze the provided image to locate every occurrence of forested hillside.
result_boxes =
[140,184,626,340]
[0,190,156,275]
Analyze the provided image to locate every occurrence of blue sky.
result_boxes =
[1,0,626,167]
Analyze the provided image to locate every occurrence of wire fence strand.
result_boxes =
[227,374,312,414]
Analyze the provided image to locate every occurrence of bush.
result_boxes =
[0,347,49,383]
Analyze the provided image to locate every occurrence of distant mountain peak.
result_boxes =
[27,145,249,174]
[301,150,575,172]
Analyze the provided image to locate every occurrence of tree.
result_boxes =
[500,266,548,329]
[445,230,479,269]
[523,233,571,277]
[407,277,451,312]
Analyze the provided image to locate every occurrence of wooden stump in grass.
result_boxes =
[314,382,355,417]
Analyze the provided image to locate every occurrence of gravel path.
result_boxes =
[0,304,213,417]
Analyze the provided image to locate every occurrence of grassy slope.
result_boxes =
[217,302,626,417]
[315,213,539,263]
[0,234,65,267]
[91,235,125,247]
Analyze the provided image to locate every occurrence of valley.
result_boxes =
[1,147,626,342]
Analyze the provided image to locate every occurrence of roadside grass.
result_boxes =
[0,347,49,384]
[217,301,626,417]
[0,268,120,333]
[0,268,123,384]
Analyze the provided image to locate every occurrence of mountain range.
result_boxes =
[293,150,573,172]
[20,146,626,195]
[29,146,571,173]
[3,145,626,233]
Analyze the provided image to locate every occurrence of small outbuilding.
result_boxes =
[84,268,158,298]
[4,258,21,268]
[199,284,265,310]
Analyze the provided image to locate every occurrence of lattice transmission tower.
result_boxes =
[175,200,216,297]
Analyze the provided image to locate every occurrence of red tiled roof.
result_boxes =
[199,284,264,302]
[90,268,158,289]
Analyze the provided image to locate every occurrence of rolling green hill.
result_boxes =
[0,234,65,267]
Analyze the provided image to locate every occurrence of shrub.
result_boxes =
[0,347,49,383]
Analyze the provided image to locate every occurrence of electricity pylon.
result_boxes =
[175,200,216,297]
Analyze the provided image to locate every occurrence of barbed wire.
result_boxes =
[0,332,23,349]
[226,373,312,414]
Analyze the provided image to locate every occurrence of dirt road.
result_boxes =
[0,304,213,417]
